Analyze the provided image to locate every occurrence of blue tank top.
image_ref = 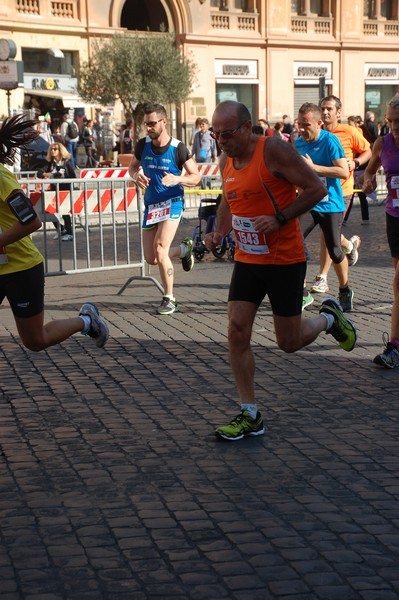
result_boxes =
[141,136,184,206]
[381,133,399,217]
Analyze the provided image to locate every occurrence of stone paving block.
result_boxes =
[0,208,399,598]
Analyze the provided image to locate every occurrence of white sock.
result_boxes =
[241,403,257,419]
[80,315,91,333]
[180,243,188,258]
[343,241,353,254]
[320,312,334,331]
[164,294,174,300]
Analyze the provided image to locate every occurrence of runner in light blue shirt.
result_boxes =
[295,102,355,312]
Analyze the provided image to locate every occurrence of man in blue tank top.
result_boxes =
[129,104,201,315]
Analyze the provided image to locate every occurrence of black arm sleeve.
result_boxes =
[175,142,191,171]
[133,138,146,161]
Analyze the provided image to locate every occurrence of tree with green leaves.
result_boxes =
[78,33,197,141]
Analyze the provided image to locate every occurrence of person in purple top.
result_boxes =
[363,94,399,368]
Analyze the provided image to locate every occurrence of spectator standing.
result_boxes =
[282,114,294,135]
[379,116,390,137]
[38,142,76,241]
[64,115,80,168]
[80,119,97,167]
[258,118,274,137]
[120,118,134,155]
[274,121,290,141]
[190,117,202,149]
[364,111,379,144]
[344,115,373,225]
[191,118,217,189]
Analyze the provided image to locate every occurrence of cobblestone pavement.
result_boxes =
[0,204,398,600]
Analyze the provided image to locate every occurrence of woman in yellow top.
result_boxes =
[0,115,108,351]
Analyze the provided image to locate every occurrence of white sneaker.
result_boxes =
[311,276,329,294]
[346,235,361,266]
[62,234,73,241]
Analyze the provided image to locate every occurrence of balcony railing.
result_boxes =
[363,18,399,36]
[51,1,75,18]
[211,10,257,32]
[16,0,40,14]
[291,16,333,35]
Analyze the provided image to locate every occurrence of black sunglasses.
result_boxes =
[208,121,246,140]
[144,118,164,128]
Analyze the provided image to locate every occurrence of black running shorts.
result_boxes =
[0,262,45,318]
[228,261,307,317]
[386,213,399,258]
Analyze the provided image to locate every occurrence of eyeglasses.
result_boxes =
[144,119,164,128]
[51,147,59,151]
[208,122,246,140]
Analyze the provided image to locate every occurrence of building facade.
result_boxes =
[0,0,398,138]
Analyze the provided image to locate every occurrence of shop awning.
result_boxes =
[25,89,85,106]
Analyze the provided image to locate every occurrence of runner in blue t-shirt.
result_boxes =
[129,103,201,315]
[295,102,354,312]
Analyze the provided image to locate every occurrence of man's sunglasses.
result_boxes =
[144,119,164,128]
[208,122,246,140]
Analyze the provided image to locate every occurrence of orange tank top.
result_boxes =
[224,137,305,264]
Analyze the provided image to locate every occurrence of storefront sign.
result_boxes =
[365,63,399,80]
[24,74,78,92]
[215,59,258,80]
[294,62,332,80]
[222,64,250,76]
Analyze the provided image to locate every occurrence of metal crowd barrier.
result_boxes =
[19,175,222,296]
[18,164,387,285]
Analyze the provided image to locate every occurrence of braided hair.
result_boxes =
[0,114,39,166]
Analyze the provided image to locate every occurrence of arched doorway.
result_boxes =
[120,0,170,31]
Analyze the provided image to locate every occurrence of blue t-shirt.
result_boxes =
[295,128,345,213]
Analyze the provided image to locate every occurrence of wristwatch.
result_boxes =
[354,159,360,169]
[275,211,287,227]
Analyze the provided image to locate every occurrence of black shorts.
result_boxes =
[386,213,399,258]
[0,263,45,318]
[228,261,307,317]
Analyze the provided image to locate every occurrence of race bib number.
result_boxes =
[318,176,328,203]
[232,215,269,255]
[146,199,172,225]
[391,176,399,207]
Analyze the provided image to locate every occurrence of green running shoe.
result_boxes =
[215,410,265,441]
[320,298,357,352]
[302,292,314,311]
[181,237,194,272]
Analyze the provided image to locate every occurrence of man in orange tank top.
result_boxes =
[205,101,358,441]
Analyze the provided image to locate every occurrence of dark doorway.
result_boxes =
[120,0,169,32]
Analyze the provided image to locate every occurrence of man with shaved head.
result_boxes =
[205,100,357,441]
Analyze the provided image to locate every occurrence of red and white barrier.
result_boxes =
[79,163,221,179]
[79,167,129,179]
[30,187,137,215]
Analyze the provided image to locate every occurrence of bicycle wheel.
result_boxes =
[212,238,227,259]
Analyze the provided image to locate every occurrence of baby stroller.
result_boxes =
[192,194,235,261]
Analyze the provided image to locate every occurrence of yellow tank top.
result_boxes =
[0,164,43,275]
